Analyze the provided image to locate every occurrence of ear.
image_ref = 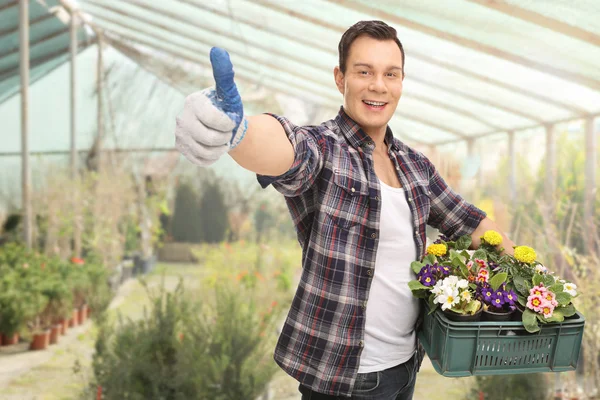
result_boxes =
[333,66,345,95]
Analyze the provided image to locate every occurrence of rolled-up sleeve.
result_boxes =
[424,157,487,241]
[256,114,326,197]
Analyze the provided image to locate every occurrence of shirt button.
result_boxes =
[351,187,356,193]
[414,230,419,235]
[371,233,376,239]
[408,198,412,202]
[375,196,379,201]
[359,340,364,347]
[362,301,367,310]
[367,269,373,276]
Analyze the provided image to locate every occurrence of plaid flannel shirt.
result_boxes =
[257,107,486,397]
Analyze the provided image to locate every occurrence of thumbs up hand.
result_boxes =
[175,48,248,166]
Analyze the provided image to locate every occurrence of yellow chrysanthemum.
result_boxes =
[482,230,503,246]
[514,246,537,264]
[427,243,447,257]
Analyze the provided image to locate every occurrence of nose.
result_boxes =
[368,74,387,93]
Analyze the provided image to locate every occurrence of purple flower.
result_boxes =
[505,290,517,305]
[421,272,436,287]
[481,287,494,303]
[491,291,506,308]
[434,234,450,244]
[440,265,451,276]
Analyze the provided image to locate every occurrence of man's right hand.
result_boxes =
[175,47,248,166]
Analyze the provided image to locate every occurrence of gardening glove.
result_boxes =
[175,47,248,166]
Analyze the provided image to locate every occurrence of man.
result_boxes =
[175,20,515,400]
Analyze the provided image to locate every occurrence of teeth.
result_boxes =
[364,101,385,106]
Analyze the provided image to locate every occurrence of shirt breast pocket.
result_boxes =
[412,180,431,220]
[321,169,369,231]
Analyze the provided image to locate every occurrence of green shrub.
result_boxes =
[465,373,549,400]
[198,182,229,244]
[171,183,203,243]
[91,278,280,400]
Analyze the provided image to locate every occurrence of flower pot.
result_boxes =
[483,308,514,322]
[78,304,89,324]
[442,306,483,322]
[512,303,526,322]
[60,319,68,335]
[30,330,50,351]
[69,308,80,327]
[49,324,61,345]
[1,333,19,346]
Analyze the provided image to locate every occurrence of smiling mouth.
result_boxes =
[362,100,387,109]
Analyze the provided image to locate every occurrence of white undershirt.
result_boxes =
[357,178,420,373]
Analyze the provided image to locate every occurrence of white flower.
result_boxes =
[437,287,460,311]
[431,281,444,296]
[457,279,469,289]
[460,290,472,302]
[564,282,577,297]
[444,276,459,287]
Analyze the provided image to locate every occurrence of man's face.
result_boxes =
[334,36,404,135]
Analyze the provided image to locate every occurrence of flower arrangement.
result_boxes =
[409,235,484,319]
[410,230,581,332]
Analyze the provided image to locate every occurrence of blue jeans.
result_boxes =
[298,352,418,400]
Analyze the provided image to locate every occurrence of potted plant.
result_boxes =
[503,246,579,333]
[37,270,73,344]
[477,281,518,321]
[409,235,483,321]
[0,259,48,346]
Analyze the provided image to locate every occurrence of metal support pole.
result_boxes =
[70,12,77,178]
[584,117,597,252]
[70,10,81,256]
[96,33,104,170]
[545,124,556,209]
[508,131,516,207]
[19,0,31,248]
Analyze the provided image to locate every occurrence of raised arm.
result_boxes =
[175,47,293,176]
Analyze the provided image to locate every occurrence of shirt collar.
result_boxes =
[335,106,400,153]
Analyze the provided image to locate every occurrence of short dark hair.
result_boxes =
[338,20,405,75]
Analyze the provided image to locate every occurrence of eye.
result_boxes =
[359,71,369,75]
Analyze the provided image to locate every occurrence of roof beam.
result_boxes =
[0,13,55,39]
[406,52,588,116]
[85,2,492,133]
[435,112,600,146]
[84,7,327,89]
[467,0,600,48]
[84,0,324,75]
[324,0,600,91]
[245,0,587,116]
[82,5,469,138]
[0,45,67,80]
[0,0,17,12]
[0,27,69,61]
[406,92,504,131]
[409,75,543,123]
